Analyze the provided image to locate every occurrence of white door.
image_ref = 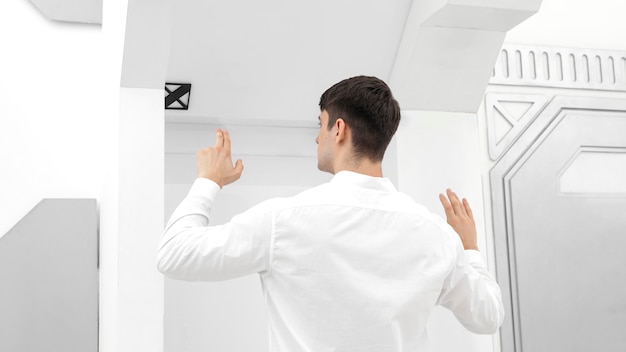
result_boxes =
[490,97,626,352]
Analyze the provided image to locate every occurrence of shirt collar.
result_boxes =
[330,170,397,192]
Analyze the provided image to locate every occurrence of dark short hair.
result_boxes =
[319,76,401,161]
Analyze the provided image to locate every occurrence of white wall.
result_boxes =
[505,0,626,51]
[0,1,110,238]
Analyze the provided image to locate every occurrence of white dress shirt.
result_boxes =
[158,171,504,352]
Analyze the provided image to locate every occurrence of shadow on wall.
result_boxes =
[0,199,98,352]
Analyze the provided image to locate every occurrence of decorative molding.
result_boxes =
[484,93,548,161]
[164,115,317,128]
[490,44,626,92]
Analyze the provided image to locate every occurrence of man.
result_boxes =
[157,76,504,351]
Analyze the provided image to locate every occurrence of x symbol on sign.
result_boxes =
[165,83,191,110]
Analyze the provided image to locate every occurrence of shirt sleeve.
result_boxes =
[436,231,505,334]
[156,178,274,282]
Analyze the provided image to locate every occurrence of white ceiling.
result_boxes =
[165,0,413,123]
[116,0,540,120]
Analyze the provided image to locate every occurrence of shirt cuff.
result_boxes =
[189,177,221,201]
[184,178,222,217]
[463,249,484,265]
[189,177,221,194]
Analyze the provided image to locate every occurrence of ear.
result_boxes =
[334,118,348,142]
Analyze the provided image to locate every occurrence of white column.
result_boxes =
[99,0,127,350]
[389,0,542,112]
[117,88,165,352]
[100,0,169,350]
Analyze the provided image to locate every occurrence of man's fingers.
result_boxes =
[446,189,464,216]
[223,129,232,154]
[215,128,224,149]
[234,159,244,173]
[439,193,453,218]
[463,198,474,220]
[440,189,479,250]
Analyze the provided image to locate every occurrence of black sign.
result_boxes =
[165,83,191,110]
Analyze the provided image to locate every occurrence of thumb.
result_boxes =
[234,159,244,175]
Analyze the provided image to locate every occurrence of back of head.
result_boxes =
[319,76,401,161]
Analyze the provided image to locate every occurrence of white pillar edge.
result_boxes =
[99,0,128,350]
[117,87,165,352]
[101,1,166,352]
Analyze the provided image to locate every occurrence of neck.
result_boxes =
[333,157,383,177]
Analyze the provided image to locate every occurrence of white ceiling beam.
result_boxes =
[390,0,542,113]
[120,0,172,89]
[28,0,102,24]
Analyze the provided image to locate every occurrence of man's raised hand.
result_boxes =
[196,129,244,188]
[439,189,479,251]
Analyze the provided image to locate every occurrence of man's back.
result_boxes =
[159,171,503,351]
[261,171,457,351]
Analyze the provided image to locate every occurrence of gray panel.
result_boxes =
[490,97,626,352]
[0,199,98,352]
